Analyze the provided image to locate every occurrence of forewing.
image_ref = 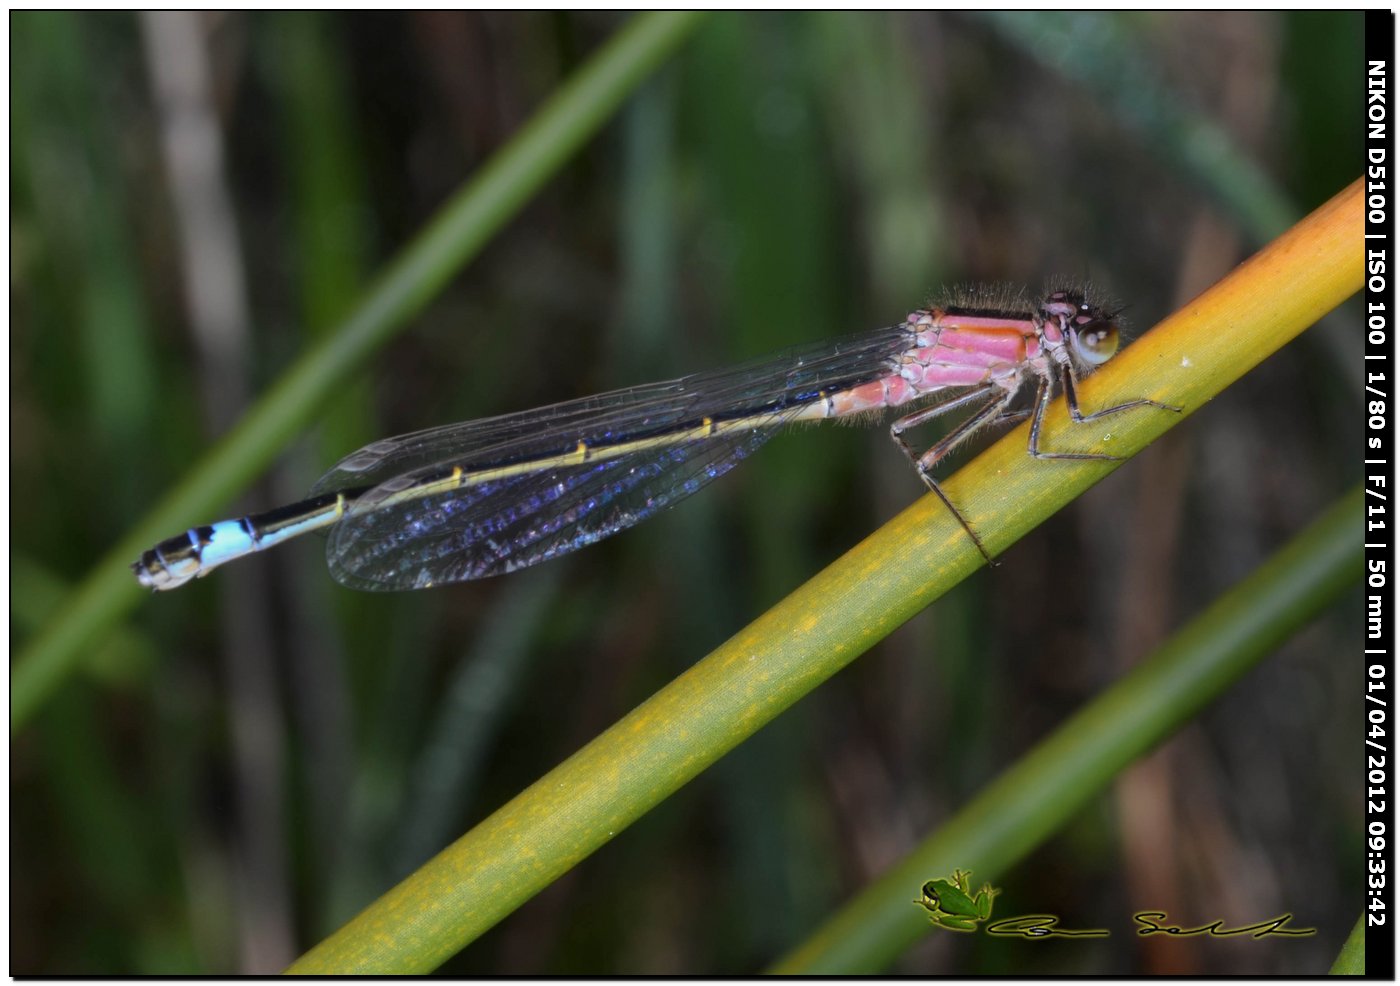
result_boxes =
[325,410,797,589]
[309,325,913,495]
[317,325,914,589]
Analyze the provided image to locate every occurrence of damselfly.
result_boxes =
[133,288,1178,592]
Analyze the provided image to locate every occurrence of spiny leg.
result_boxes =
[1062,361,1182,424]
[991,408,1032,428]
[1028,365,1180,461]
[914,393,1021,473]
[889,385,1000,462]
[889,385,1015,564]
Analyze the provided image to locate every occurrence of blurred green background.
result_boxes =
[10,11,1365,974]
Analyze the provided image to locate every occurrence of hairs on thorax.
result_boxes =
[927,278,1128,330]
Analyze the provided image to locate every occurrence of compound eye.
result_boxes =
[1071,319,1119,366]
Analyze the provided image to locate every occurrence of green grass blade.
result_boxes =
[1330,914,1366,974]
[980,12,1296,241]
[772,485,1362,973]
[284,180,1362,974]
[10,10,708,731]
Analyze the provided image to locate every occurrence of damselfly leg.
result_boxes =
[1026,363,1182,462]
[890,323,1181,564]
[889,385,1020,563]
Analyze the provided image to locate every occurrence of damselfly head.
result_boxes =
[1067,315,1120,367]
[1042,289,1121,370]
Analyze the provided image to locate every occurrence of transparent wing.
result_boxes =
[309,325,914,495]
[325,407,800,589]
[317,325,916,589]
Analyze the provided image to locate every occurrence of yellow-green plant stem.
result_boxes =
[10,11,708,731]
[285,181,1362,974]
[1330,914,1366,974]
[773,486,1362,973]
